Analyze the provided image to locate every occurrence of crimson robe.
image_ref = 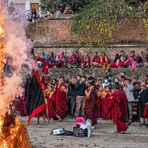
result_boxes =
[55,83,68,119]
[144,104,148,118]
[101,97,108,119]
[48,92,56,119]
[85,89,97,126]
[42,60,49,74]
[105,93,112,120]
[92,55,101,64]
[19,96,27,116]
[81,56,91,67]
[97,96,102,118]
[112,89,128,132]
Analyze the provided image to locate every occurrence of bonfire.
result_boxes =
[0,15,31,148]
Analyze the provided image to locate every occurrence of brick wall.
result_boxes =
[26,18,147,46]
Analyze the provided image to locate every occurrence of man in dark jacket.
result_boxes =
[138,82,148,126]
[68,78,77,118]
[75,75,86,117]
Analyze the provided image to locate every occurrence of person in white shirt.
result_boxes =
[124,79,135,125]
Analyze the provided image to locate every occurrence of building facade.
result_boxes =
[8,0,40,15]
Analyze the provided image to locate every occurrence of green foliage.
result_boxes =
[72,0,147,45]
[40,0,93,13]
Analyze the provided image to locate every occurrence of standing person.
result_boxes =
[102,77,110,88]
[55,77,68,121]
[112,83,128,133]
[68,78,77,118]
[75,75,86,117]
[145,75,148,85]
[124,79,135,125]
[138,82,148,126]
[85,77,97,129]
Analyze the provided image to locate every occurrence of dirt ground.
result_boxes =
[21,117,148,148]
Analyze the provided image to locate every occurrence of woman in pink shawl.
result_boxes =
[124,51,137,68]
[56,50,66,67]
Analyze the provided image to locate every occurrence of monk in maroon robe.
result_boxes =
[85,77,97,129]
[55,77,68,121]
[48,91,56,120]
[112,84,128,133]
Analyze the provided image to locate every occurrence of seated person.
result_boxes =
[48,51,56,68]
[43,52,50,61]
[56,50,66,67]
[35,53,44,68]
[69,51,81,68]
[141,50,148,66]
[136,54,144,68]
[100,52,111,69]
[81,51,91,68]
[63,5,74,14]
[30,9,38,22]
[112,50,128,68]
[42,60,49,74]
[91,51,101,68]
[124,50,136,68]
[124,50,142,68]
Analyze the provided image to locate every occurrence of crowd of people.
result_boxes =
[33,49,148,71]
[14,70,148,133]
[28,6,75,23]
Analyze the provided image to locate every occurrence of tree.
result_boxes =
[72,0,147,45]
[40,0,93,13]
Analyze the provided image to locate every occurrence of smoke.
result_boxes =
[0,1,33,114]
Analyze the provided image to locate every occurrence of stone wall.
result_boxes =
[44,68,147,80]
[26,18,147,46]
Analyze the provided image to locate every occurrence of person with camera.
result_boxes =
[75,75,86,117]
[85,76,97,129]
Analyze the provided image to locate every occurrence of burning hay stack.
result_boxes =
[0,108,31,147]
[0,6,31,148]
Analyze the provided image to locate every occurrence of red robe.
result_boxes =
[144,104,148,118]
[19,96,27,116]
[48,92,56,119]
[42,60,49,74]
[100,56,110,65]
[105,92,112,120]
[112,89,128,132]
[70,53,81,65]
[92,55,101,64]
[97,96,102,118]
[55,83,68,119]
[81,56,91,67]
[85,89,97,126]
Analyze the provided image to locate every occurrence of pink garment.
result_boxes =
[75,117,86,125]
[56,50,66,65]
[124,57,137,69]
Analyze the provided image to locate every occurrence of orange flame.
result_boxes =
[0,17,5,37]
[0,16,5,87]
